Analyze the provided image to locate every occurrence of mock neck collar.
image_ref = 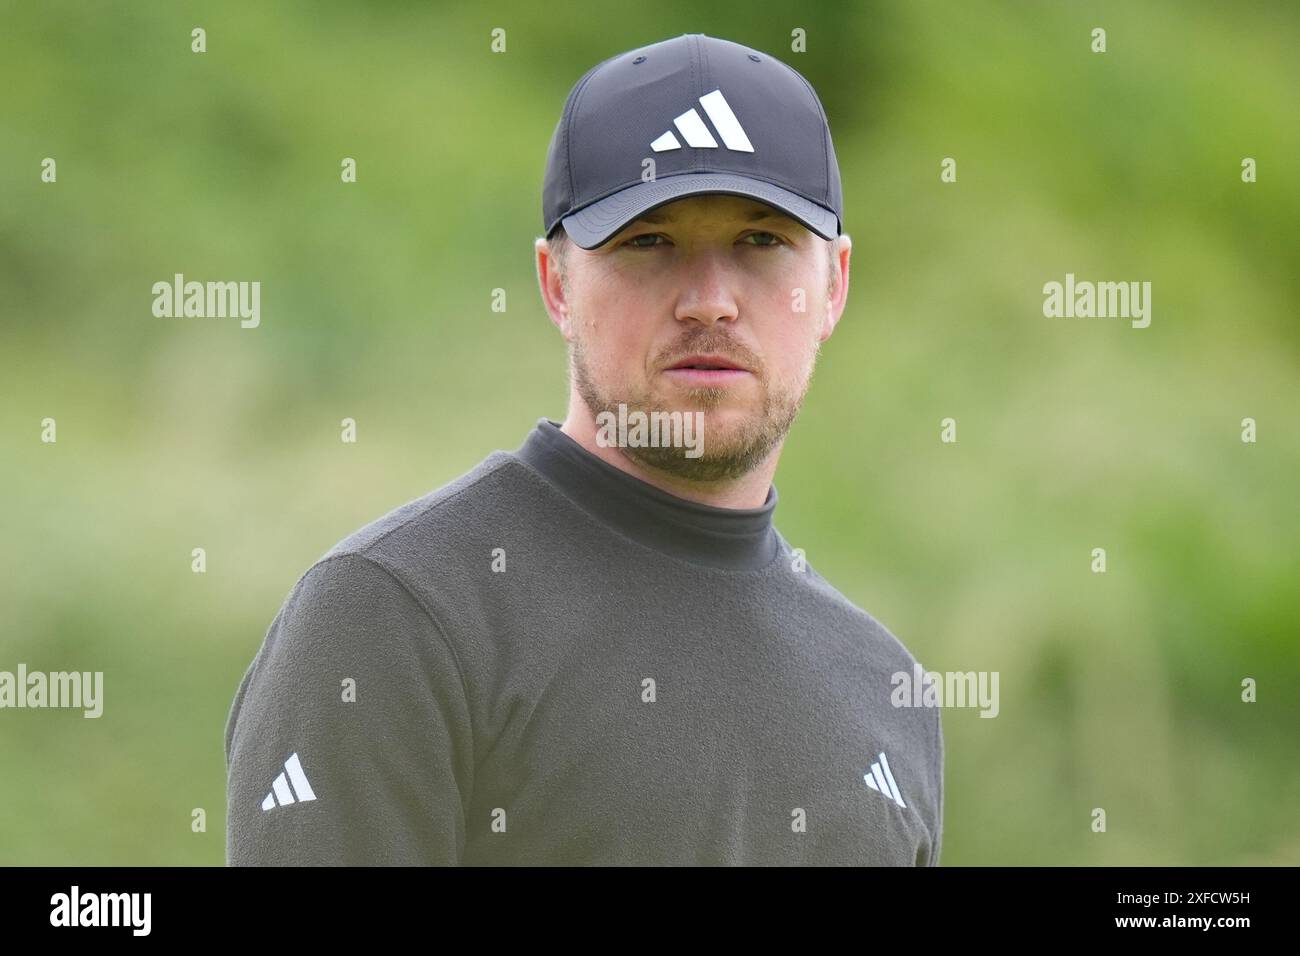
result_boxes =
[509,418,780,572]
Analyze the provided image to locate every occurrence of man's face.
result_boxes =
[543,194,850,483]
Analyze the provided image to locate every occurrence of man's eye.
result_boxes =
[623,233,665,249]
[621,232,785,249]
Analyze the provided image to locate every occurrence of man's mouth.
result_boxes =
[662,354,752,385]
[667,353,747,371]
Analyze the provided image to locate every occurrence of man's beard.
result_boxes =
[570,331,816,483]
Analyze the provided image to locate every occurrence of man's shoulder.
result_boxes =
[783,540,927,671]
[318,449,532,576]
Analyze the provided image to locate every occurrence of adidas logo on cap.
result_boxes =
[651,88,754,153]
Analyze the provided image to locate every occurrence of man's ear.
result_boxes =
[820,233,851,342]
[535,236,573,339]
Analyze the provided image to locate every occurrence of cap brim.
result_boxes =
[559,172,840,250]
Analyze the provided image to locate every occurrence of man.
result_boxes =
[225,32,943,866]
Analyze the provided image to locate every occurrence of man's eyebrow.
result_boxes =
[633,207,793,226]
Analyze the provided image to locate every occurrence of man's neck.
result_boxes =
[559,407,779,510]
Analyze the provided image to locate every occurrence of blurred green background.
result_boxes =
[2,0,1297,865]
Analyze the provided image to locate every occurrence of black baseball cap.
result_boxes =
[542,33,844,250]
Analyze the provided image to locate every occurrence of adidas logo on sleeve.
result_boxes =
[862,751,906,809]
[261,752,316,811]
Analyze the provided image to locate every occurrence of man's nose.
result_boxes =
[673,253,740,326]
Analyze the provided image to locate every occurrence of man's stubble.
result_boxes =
[569,316,821,483]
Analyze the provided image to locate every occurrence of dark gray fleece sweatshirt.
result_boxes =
[225,418,943,865]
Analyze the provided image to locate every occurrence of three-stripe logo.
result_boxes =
[650,88,754,153]
[863,750,906,808]
[261,752,317,811]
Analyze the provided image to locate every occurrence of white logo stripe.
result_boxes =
[271,771,294,807]
[285,752,317,802]
[650,130,681,152]
[698,90,753,152]
[869,763,889,798]
[878,751,906,808]
[673,108,718,148]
